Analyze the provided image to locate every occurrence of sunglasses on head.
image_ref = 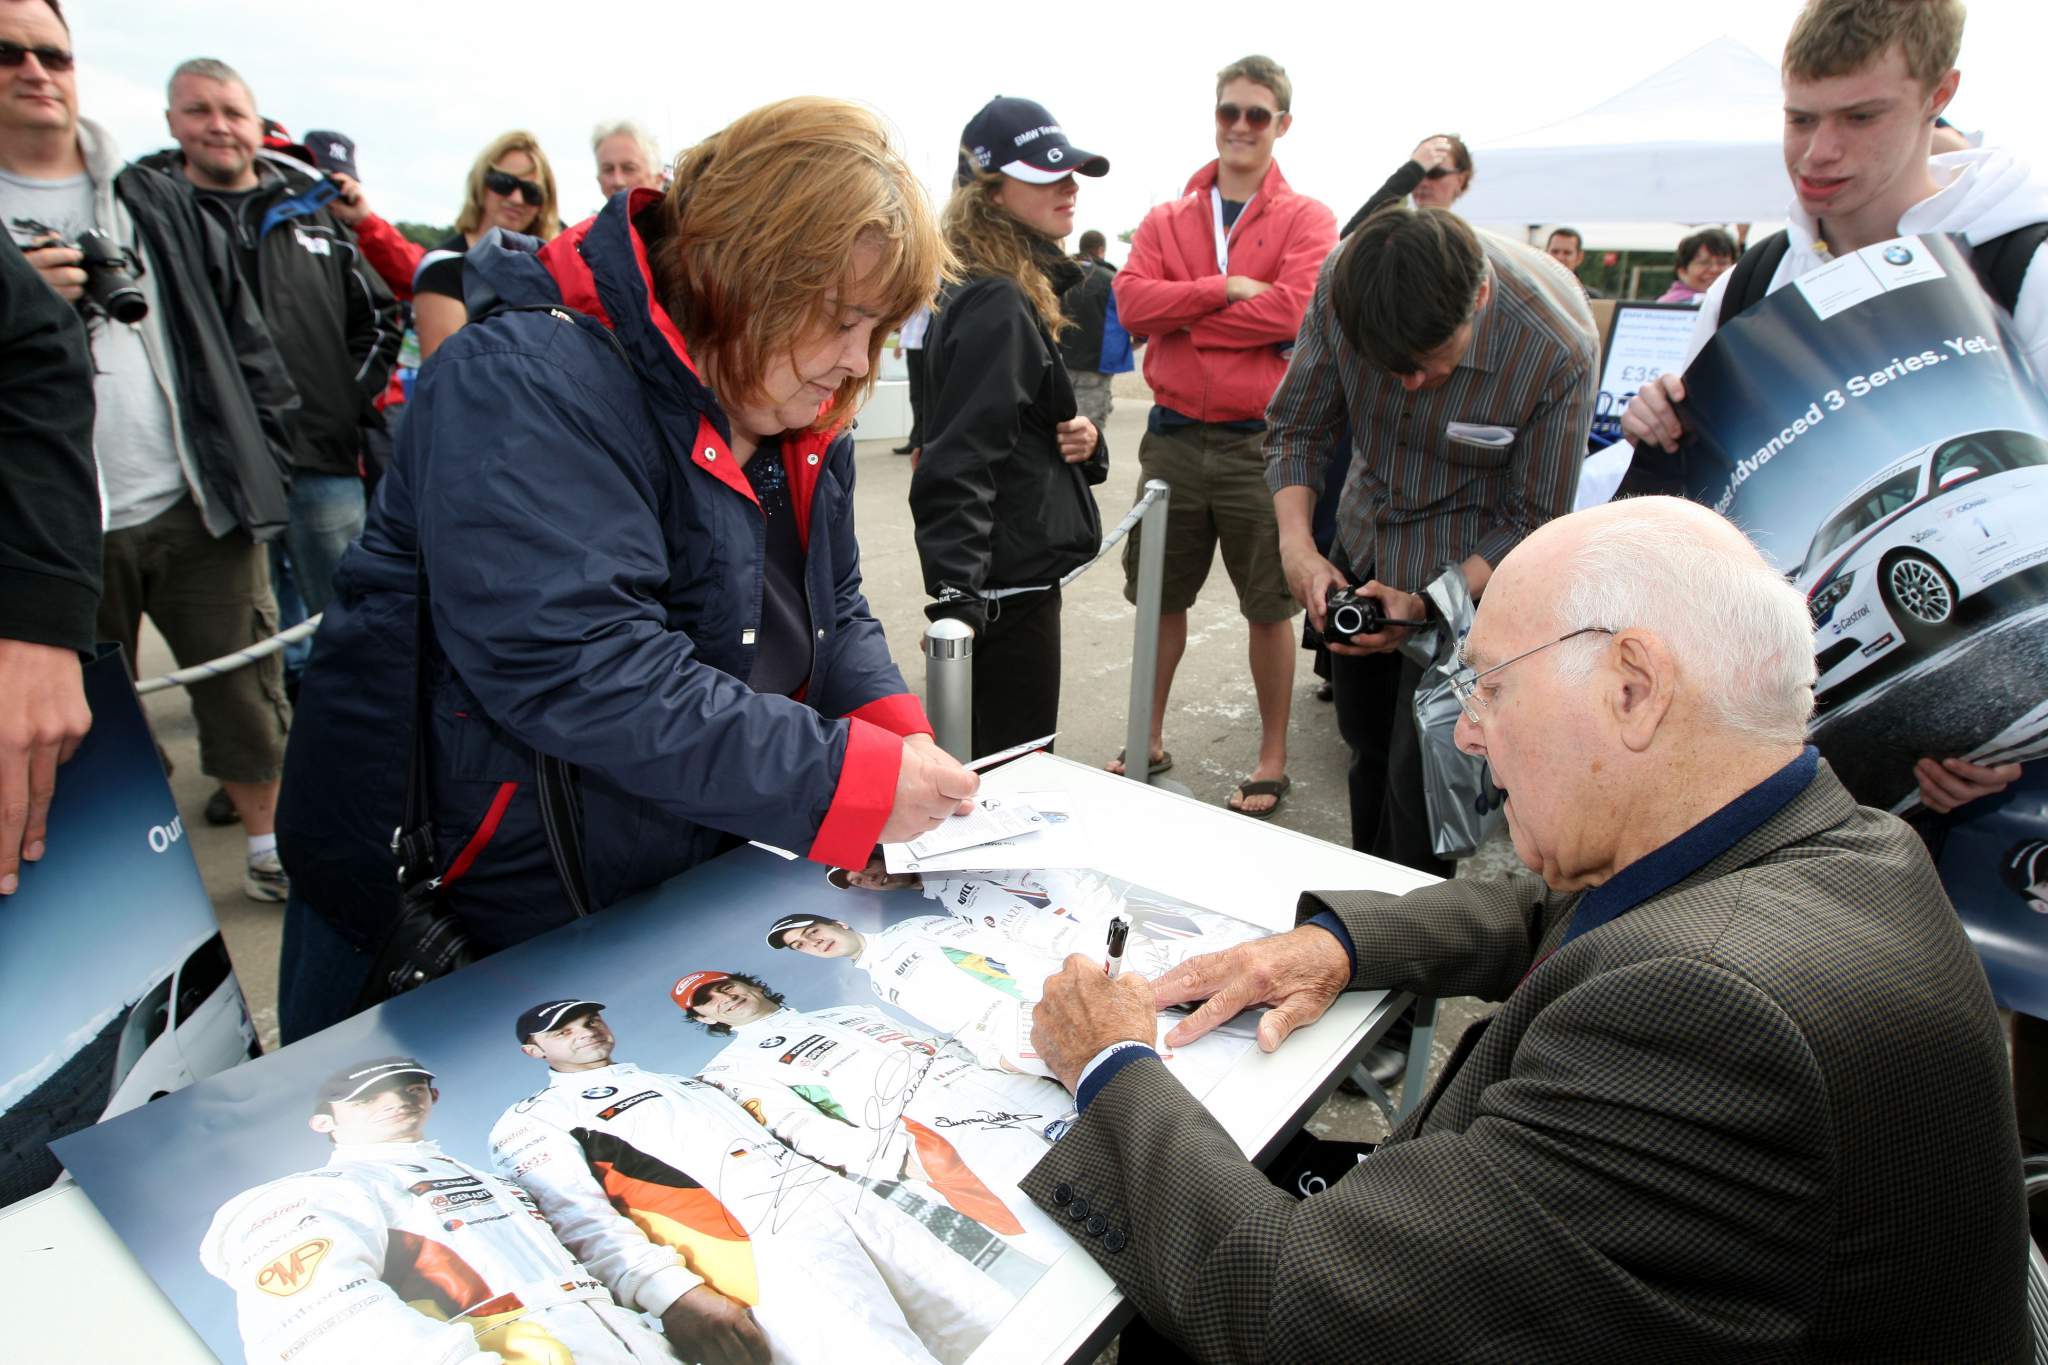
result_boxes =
[483,168,545,206]
[1423,165,1465,181]
[0,40,74,72]
[1215,102,1278,131]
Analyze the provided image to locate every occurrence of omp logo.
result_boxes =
[256,1238,331,1296]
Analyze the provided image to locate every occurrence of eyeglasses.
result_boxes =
[1422,165,1464,181]
[1215,102,1279,131]
[1448,627,1614,723]
[483,168,545,206]
[0,40,74,72]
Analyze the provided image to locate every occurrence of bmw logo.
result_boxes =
[758,1036,787,1048]
[1882,245,1914,266]
[580,1086,618,1100]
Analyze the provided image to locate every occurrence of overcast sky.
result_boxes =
[67,0,2047,254]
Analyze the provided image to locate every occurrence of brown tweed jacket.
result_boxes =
[1021,763,2028,1362]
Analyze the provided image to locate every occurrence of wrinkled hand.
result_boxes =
[1225,274,1272,303]
[1620,372,1687,452]
[878,734,978,843]
[1410,135,1454,171]
[22,236,86,304]
[325,172,370,227]
[1031,955,1160,1092]
[1279,531,1349,632]
[1915,756,2022,814]
[1055,415,1097,463]
[0,640,91,895]
[658,1286,771,1365]
[1152,926,1352,1052]
[1330,580,1426,657]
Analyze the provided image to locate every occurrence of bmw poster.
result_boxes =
[53,844,1259,1364]
[0,647,257,1204]
[1622,232,2048,812]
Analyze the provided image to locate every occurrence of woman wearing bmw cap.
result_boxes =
[910,97,1111,760]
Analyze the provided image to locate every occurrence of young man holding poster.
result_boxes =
[1620,0,2048,813]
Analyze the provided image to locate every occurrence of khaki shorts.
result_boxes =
[1121,420,1297,622]
[99,495,292,783]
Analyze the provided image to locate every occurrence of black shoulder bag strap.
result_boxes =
[1968,221,2048,316]
[1717,229,1792,328]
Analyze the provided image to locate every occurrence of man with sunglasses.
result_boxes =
[1110,53,1336,820]
[1018,494,2027,1360]
[0,0,300,903]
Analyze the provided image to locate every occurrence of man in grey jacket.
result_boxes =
[0,0,299,902]
[1025,494,2027,1361]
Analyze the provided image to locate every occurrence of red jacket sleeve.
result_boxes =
[353,214,426,301]
[807,716,903,867]
[1114,206,1230,336]
[1187,201,1338,349]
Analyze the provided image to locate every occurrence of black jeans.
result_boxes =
[1331,645,1454,880]
[970,587,1061,760]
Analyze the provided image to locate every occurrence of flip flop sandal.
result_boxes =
[1228,775,1291,820]
[1110,747,1174,777]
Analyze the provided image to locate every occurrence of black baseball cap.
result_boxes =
[514,999,605,1041]
[957,96,1108,187]
[316,1057,433,1106]
[302,130,360,181]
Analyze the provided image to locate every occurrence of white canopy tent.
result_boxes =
[1456,37,1793,229]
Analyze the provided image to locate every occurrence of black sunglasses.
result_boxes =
[1423,165,1465,181]
[0,40,74,72]
[1215,102,1279,131]
[483,168,545,207]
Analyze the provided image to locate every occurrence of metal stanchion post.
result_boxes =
[923,618,975,762]
[1124,480,1170,786]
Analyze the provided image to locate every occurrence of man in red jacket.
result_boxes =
[1110,54,1336,818]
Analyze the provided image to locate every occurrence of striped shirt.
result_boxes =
[1264,231,1598,591]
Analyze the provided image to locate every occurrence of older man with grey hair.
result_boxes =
[591,118,663,201]
[1022,495,2027,1361]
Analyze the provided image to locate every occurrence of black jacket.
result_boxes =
[1342,159,1425,237]
[141,150,401,478]
[912,246,1107,633]
[0,236,98,651]
[1058,255,1116,373]
[113,162,299,540]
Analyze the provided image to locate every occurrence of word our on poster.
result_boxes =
[1590,301,1698,448]
[0,646,258,1206]
[53,799,1277,1365]
[1618,232,2048,812]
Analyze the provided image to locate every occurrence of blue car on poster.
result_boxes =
[1794,428,2048,696]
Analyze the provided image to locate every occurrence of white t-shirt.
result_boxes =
[0,166,186,530]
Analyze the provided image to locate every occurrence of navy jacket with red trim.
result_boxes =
[278,188,927,954]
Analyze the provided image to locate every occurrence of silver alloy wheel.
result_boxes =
[1886,554,1954,626]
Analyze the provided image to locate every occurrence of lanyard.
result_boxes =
[1210,187,1253,274]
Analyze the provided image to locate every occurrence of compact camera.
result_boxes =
[12,218,149,323]
[1325,585,1428,645]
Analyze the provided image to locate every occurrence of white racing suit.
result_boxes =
[199,1140,676,1365]
[488,1063,1031,1365]
[920,869,1265,979]
[698,1006,1070,1258]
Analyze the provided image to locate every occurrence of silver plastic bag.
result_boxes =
[1397,566,1507,861]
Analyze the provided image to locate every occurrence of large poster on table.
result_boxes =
[52,838,1263,1365]
[1618,233,2048,810]
[0,645,257,1205]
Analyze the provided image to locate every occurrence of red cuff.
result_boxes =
[809,718,902,869]
[847,692,931,738]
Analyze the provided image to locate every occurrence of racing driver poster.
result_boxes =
[53,837,1264,1365]
[1618,232,2048,812]
[0,646,256,1206]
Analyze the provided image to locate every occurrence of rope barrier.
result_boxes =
[1059,482,1167,588]
[135,616,323,695]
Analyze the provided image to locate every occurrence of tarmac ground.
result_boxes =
[135,368,1505,1143]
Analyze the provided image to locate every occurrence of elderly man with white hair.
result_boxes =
[1022,496,2028,1362]
[591,118,663,201]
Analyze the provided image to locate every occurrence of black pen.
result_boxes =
[1104,916,1128,979]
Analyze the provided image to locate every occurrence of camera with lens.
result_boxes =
[11,218,149,324]
[1325,585,1428,646]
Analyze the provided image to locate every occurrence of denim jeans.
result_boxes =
[277,890,377,1044]
[270,472,366,680]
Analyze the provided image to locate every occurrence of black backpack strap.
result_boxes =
[1968,222,2048,316]
[1716,229,1791,328]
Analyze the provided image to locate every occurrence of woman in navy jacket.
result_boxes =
[276,99,973,1039]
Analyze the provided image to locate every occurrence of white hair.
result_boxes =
[590,118,660,167]
[1549,503,1816,745]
